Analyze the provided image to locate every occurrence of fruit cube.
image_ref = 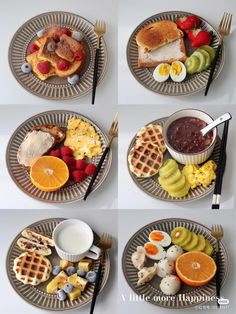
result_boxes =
[68,273,78,286]
[60,259,73,270]
[76,276,88,291]
[46,271,68,293]
[68,287,81,301]
[78,259,93,272]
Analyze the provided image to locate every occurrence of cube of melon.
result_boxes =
[68,287,81,301]
[78,259,93,272]
[68,273,78,286]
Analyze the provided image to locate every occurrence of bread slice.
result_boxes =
[138,38,187,68]
[17,238,52,256]
[22,228,54,247]
[31,124,65,145]
[136,20,183,52]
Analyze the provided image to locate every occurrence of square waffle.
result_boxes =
[136,124,166,152]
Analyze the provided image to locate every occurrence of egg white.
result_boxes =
[149,230,171,247]
[153,63,170,82]
[144,242,167,260]
[170,61,186,82]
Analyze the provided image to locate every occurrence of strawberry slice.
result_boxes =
[176,15,201,31]
[191,30,212,47]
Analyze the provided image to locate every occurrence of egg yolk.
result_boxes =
[159,64,170,76]
[171,61,182,76]
[144,243,158,255]
[150,231,164,242]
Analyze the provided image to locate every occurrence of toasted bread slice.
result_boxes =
[37,37,60,68]
[26,51,56,80]
[31,124,65,145]
[22,228,54,247]
[138,38,187,68]
[136,20,183,52]
[17,238,52,256]
[55,34,84,62]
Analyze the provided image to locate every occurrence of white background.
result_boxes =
[0,0,117,105]
[119,209,236,314]
[0,209,118,314]
[118,0,236,105]
[119,104,235,209]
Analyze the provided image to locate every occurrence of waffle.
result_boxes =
[128,142,163,177]
[13,252,52,286]
[136,124,166,152]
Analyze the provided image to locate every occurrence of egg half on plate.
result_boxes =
[153,61,186,83]
[143,242,167,260]
[149,230,171,247]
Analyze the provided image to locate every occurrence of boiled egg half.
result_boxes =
[153,63,170,82]
[144,242,166,260]
[170,61,186,82]
[149,230,171,247]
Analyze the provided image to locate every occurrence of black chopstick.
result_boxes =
[215,247,221,308]
[84,147,110,200]
[212,120,229,209]
[89,259,103,314]
[92,48,100,104]
[205,44,222,96]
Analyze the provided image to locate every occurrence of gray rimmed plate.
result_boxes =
[6,110,112,203]
[6,218,110,311]
[127,11,225,96]
[122,218,229,309]
[9,11,108,100]
[127,117,221,202]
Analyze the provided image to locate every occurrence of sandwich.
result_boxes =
[21,228,54,247]
[17,238,52,256]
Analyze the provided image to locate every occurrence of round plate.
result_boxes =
[9,11,108,100]
[6,218,110,311]
[127,11,225,96]
[6,110,112,203]
[122,218,229,309]
[127,117,221,202]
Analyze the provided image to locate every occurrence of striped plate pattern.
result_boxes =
[122,218,229,309]
[6,110,112,203]
[9,11,108,100]
[127,11,225,96]
[127,117,221,202]
[6,218,110,311]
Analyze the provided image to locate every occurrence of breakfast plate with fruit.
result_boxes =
[6,110,112,203]
[127,11,224,96]
[127,109,221,202]
[122,218,229,308]
[6,218,110,311]
[9,11,108,100]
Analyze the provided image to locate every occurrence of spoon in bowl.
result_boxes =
[200,112,232,137]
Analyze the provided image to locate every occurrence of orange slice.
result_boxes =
[30,156,69,192]
[176,251,216,286]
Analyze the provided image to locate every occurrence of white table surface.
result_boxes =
[0,105,117,209]
[0,209,118,314]
[0,0,117,105]
[118,104,235,209]
[118,209,236,314]
[118,0,236,105]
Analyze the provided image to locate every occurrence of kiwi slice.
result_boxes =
[168,181,190,198]
[160,169,182,186]
[185,55,200,74]
[203,239,214,256]
[179,229,192,247]
[192,51,206,72]
[159,159,178,178]
[200,45,216,62]
[190,234,206,252]
[182,232,198,251]
[165,175,186,193]
[197,48,211,69]
[171,227,189,245]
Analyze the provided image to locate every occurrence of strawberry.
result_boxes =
[85,163,97,175]
[71,170,87,183]
[74,51,85,61]
[60,27,72,36]
[62,156,76,166]
[75,159,87,170]
[60,146,73,156]
[176,15,201,31]
[57,59,70,71]
[28,43,39,54]
[189,16,201,28]
[187,29,200,42]
[191,30,211,47]
[49,149,61,158]
[37,61,51,74]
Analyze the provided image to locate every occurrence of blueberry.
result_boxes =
[52,265,61,276]
[57,289,67,301]
[21,63,32,74]
[67,74,79,85]
[63,283,73,293]
[77,269,86,277]
[72,31,84,41]
[85,271,97,283]
[47,41,56,52]
[37,28,46,38]
[66,266,76,276]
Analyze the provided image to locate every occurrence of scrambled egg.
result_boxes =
[182,160,217,189]
[64,117,102,159]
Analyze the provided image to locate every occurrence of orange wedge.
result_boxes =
[176,251,216,286]
[30,156,69,192]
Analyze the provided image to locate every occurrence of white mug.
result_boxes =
[53,219,101,262]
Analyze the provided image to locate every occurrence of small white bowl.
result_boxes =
[163,109,217,165]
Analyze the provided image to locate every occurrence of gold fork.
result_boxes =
[90,233,112,314]
[211,224,224,307]
[92,20,106,104]
[205,13,232,95]
[84,113,118,200]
